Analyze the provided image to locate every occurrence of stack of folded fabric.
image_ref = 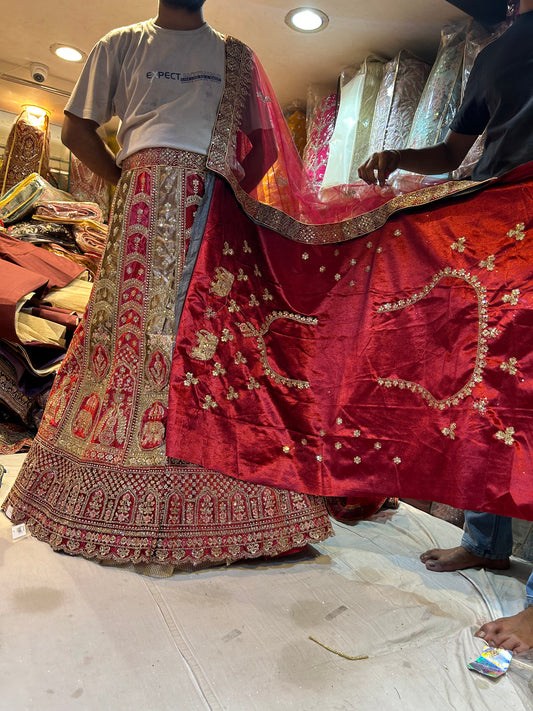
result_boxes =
[0,173,108,452]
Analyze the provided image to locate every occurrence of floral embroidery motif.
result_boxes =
[202,395,218,410]
[243,240,252,254]
[500,357,518,376]
[376,269,490,409]
[189,330,219,361]
[234,351,247,365]
[483,327,500,339]
[393,457,401,465]
[495,427,515,446]
[221,328,234,342]
[247,376,260,390]
[222,242,234,256]
[184,372,199,387]
[237,311,318,389]
[479,255,495,271]
[237,269,248,282]
[451,236,466,253]
[212,362,227,377]
[226,386,239,401]
[139,401,167,450]
[502,289,520,306]
[146,350,169,390]
[472,398,488,416]
[507,223,525,241]
[442,423,457,440]
[249,294,259,307]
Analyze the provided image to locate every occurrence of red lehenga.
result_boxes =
[3,146,334,570]
[4,37,528,572]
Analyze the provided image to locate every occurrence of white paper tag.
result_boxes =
[12,523,28,541]
[5,504,13,520]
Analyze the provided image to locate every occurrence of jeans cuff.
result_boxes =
[461,533,511,559]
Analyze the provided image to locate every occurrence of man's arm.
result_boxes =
[358,130,478,186]
[62,112,122,186]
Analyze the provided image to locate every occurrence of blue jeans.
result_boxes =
[461,511,513,559]
[462,511,533,605]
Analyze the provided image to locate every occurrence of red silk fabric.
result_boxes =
[167,161,533,520]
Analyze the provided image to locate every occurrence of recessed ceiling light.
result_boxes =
[50,44,85,62]
[285,8,329,33]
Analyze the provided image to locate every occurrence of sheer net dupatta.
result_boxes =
[207,37,482,245]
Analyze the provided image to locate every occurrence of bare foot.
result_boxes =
[475,607,533,653]
[420,546,510,572]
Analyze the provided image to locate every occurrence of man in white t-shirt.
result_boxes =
[62,0,220,182]
[2,0,333,572]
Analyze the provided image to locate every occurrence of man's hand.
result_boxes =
[358,150,401,186]
[62,113,122,185]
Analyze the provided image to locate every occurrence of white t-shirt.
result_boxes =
[65,20,225,164]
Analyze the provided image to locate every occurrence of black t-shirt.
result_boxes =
[450,10,533,180]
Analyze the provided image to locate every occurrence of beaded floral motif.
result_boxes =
[376,268,490,409]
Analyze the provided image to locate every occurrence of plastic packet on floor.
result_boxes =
[468,646,513,678]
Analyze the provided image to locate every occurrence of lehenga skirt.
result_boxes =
[2,148,333,571]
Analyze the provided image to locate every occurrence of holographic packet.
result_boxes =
[468,646,513,678]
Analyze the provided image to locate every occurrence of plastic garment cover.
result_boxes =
[408,22,467,150]
[321,56,386,188]
[302,91,338,190]
[285,108,307,157]
[0,108,50,196]
[0,174,72,225]
[368,51,431,155]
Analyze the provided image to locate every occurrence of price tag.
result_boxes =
[12,523,28,541]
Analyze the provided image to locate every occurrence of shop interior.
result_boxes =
[1,1,532,708]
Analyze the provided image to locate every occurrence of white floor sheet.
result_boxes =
[1,453,532,710]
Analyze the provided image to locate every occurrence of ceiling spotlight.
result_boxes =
[285,8,329,33]
[50,43,85,62]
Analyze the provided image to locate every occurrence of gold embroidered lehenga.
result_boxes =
[3,147,333,571]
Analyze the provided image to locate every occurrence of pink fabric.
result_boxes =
[303,93,338,189]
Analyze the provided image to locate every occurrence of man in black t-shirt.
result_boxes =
[358,0,533,653]
[358,5,533,185]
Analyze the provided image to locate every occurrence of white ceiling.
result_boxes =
[0,0,469,125]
